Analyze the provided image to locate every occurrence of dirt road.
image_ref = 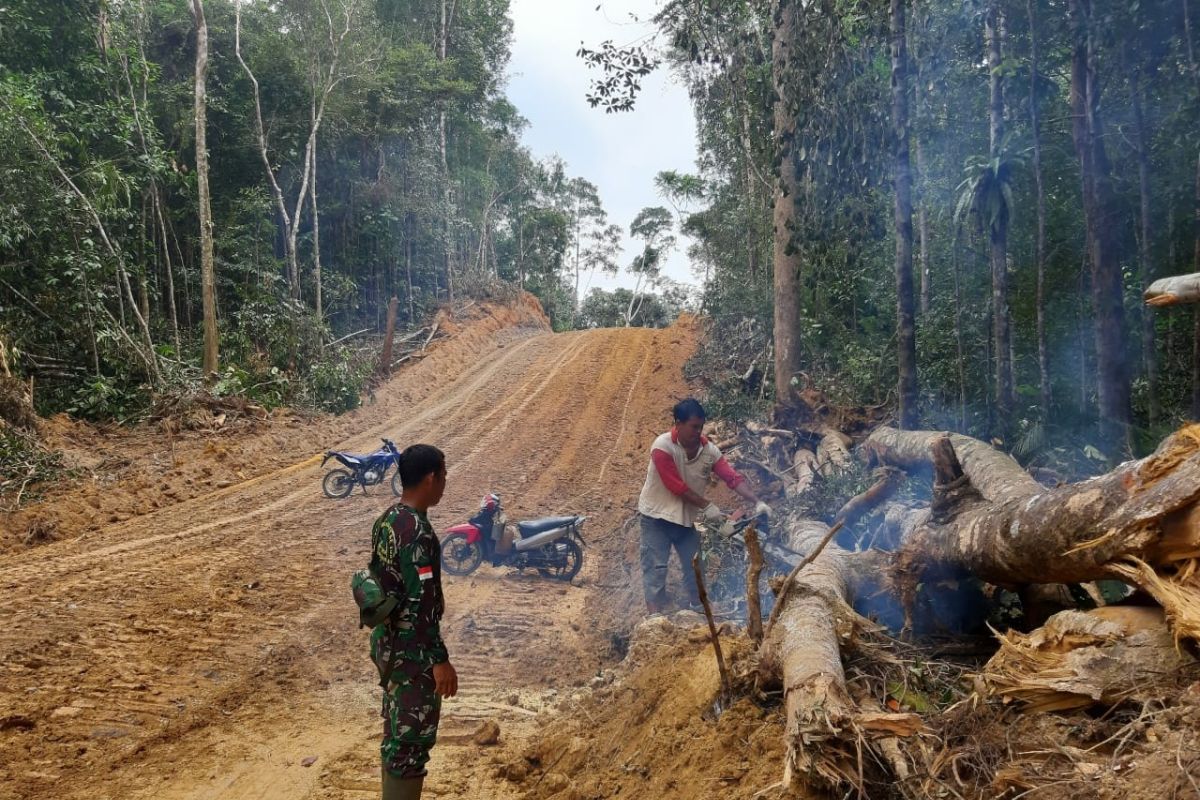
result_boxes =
[0,306,698,800]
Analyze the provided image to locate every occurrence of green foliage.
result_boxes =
[576,287,682,330]
[789,459,877,526]
[0,0,614,423]
[67,376,147,423]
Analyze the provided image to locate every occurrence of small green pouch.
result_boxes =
[351,568,401,628]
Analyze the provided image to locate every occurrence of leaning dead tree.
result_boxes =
[865,426,1200,642]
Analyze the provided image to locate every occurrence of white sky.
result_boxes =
[505,0,700,296]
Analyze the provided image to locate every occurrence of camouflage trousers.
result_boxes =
[380,658,441,778]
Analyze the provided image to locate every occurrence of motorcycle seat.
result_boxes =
[517,516,577,536]
[337,454,363,466]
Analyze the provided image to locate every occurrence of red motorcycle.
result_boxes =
[440,493,586,581]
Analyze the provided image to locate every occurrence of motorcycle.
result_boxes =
[440,493,586,581]
[321,438,403,498]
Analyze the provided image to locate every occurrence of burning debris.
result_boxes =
[624,406,1200,799]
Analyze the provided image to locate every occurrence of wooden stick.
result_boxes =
[744,522,766,645]
[330,326,373,348]
[834,467,904,528]
[692,553,732,700]
[421,322,440,351]
[762,519,844,641]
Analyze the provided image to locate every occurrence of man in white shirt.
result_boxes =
[637,398,770,614]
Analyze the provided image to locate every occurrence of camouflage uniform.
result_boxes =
[369,503,448,779]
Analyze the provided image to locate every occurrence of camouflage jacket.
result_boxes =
[369,503,448,666]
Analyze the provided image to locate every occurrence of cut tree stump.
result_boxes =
[865,425,1200,643]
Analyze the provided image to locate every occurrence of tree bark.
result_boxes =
[891,0,919,429]
[1068,0,1131,453]
[771,520,858,794]
[866,425,1200,643]
[193,0,218,379]
[767,519,922,795]
[311,122,323,321]
[379,296,399,375]
[439,0,455,305]
[235,2,298,297]
[771,0,803,408]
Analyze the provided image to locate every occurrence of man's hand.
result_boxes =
[432,661,458,698]
[701,502,725,522]
[754,501,773,520]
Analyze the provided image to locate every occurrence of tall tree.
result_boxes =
[892,0,918,429]
[986,1,1014,422]
[626,206,676,326]
[1068,0,1131,452]
[1027,0,1051,417]
[192,0,218,378]
[771,0,802,408]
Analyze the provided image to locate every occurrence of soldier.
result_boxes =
[369,444,458,800]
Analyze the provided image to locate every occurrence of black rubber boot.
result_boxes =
[381,770,424,800]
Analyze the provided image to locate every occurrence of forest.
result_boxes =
[585,0,1198,469]
[2,0,1197,469]
[0,0,657,426]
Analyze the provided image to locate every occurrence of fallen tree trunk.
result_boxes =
[866,426,1200,642]
[766,519,923,796]
[1145,272,1200,306]
[769,519,860,793]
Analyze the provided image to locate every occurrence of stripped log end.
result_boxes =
[1144,292,1179,306]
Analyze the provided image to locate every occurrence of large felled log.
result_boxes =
[765,482,923,795]
[866,426,1200,642]
[769,519,861,793]
[1145,272,1200,306]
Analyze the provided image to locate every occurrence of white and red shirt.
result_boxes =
[638,428,744,527]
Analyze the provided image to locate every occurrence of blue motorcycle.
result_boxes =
[321,438,402,498]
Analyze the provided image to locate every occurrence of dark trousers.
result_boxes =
[639,514,699,611]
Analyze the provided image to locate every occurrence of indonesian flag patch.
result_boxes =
[417,565,434,582]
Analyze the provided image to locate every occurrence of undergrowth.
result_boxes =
[0,425,64,509]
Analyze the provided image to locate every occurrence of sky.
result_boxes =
[505,0,700,298]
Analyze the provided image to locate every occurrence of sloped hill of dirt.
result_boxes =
[0,294,550,553]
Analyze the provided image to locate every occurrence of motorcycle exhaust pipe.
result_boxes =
[513,526,569,552]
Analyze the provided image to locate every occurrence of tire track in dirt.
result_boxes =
[0,316,699,800]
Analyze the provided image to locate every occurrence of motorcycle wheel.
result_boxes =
[441,533,483,576]
[538,538,583,581]
[322,469,355,499]
[390,471,402,497]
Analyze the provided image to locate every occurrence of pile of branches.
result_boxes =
[148,389,270,432]
[0,421,63,511]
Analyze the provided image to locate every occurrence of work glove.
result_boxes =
[754,501,773,520]
[701,502,725,523]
